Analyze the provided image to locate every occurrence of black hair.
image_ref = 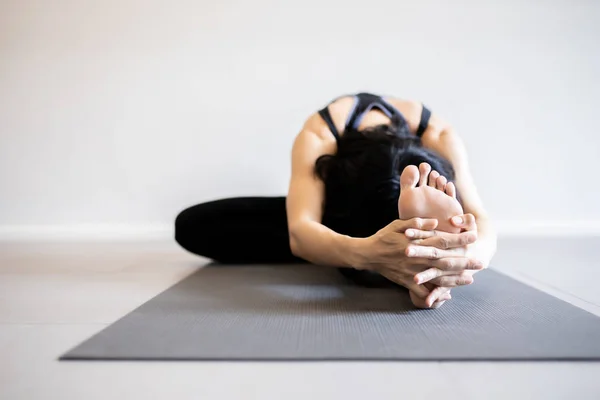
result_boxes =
[315,123,456,238]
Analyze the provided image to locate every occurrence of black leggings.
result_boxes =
[174,197,393,287]
[175,197,302,263]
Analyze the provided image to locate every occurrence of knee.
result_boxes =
[174,207,189,238]
[174,205,210,252]
[174,208,190,250]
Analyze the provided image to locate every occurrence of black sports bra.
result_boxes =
[317,92,431,141]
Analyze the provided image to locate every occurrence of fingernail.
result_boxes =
[407,248,415,256]
[453,216,463,224]
[406,230,414,237]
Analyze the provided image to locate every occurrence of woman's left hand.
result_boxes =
[404,213,487,287]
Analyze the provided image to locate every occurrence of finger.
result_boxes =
[432,256,484,272]
[411,285,451,308]
[426,285,450,307]
[436,175,447,191]
[428,284,451,296]
[409,289,434,309]
[406,244,464,260]
[410,293,431,309]
[408,282,431,299]
[428,170,440,187]
[413,262,478,284]
[418,163,431,186]
[404,229,477,247]
[413,267,444,285]
[430,286,452,306]
[446,182,457,199]
[429,300,447,308]
[438,292,452,302]
[451,213,477,231]
[378,269,430,299]
[404,228,439,239]
[418,230,478,250]
[393,217,438,233]
[430,273,475,287]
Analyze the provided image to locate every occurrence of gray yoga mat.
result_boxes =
[61,265,600,361]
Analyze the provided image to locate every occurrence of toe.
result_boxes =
[446,182,457,199]
[436,175,447,191]
[418,163,431,187]
[400,165,420,189]
[428,170,440,187]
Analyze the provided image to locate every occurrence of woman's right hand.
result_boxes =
[354,217,482,308]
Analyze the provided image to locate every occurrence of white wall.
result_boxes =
[1,0,599,239]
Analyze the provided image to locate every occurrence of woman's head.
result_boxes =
[315,124,456,238]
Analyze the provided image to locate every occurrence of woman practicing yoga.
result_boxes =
[175,93,497,309]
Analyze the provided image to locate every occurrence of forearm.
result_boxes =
[289,220,366,268]
[440,131,497,266]
[472,215,498,267]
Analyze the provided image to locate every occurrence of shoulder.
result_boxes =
[326,95,356,116]
[385,98,422,119]
[301,113,336,142]
[291,113,338,163]
[300,94,355,141]
[385,97,450,138]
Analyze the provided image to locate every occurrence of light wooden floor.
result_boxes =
[2,238,600,400]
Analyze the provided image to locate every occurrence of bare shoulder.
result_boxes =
[299,112,337,144]
[385,97,450,136]
[315,96,356,136]
[326,96,356,116]
[291,113,338,167]
[385,98,421,119]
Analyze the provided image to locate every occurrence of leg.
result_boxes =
[175,197,303,263]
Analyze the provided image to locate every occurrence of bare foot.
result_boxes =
[398,163,463,233]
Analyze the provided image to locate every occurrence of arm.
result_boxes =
[419,110,498,267]
[287,106,482,307]
[286,114,364,267]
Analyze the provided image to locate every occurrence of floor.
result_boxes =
[1,237,600,400]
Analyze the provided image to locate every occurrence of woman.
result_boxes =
[175,93,497,309]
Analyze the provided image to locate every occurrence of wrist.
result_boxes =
[471,230,497,267]
[335,235,371,270]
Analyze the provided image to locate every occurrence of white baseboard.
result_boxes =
[0,224,173,241]
[493,220,600,236]
[0,221,598,241]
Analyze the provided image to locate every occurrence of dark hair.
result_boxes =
[315,123,456,238]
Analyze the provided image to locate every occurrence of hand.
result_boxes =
[409,284,452,309]
[355,217,480,308]
[403,213,484,286]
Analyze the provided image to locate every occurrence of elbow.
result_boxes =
[290,239,301,258]
[288,226,303,258]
